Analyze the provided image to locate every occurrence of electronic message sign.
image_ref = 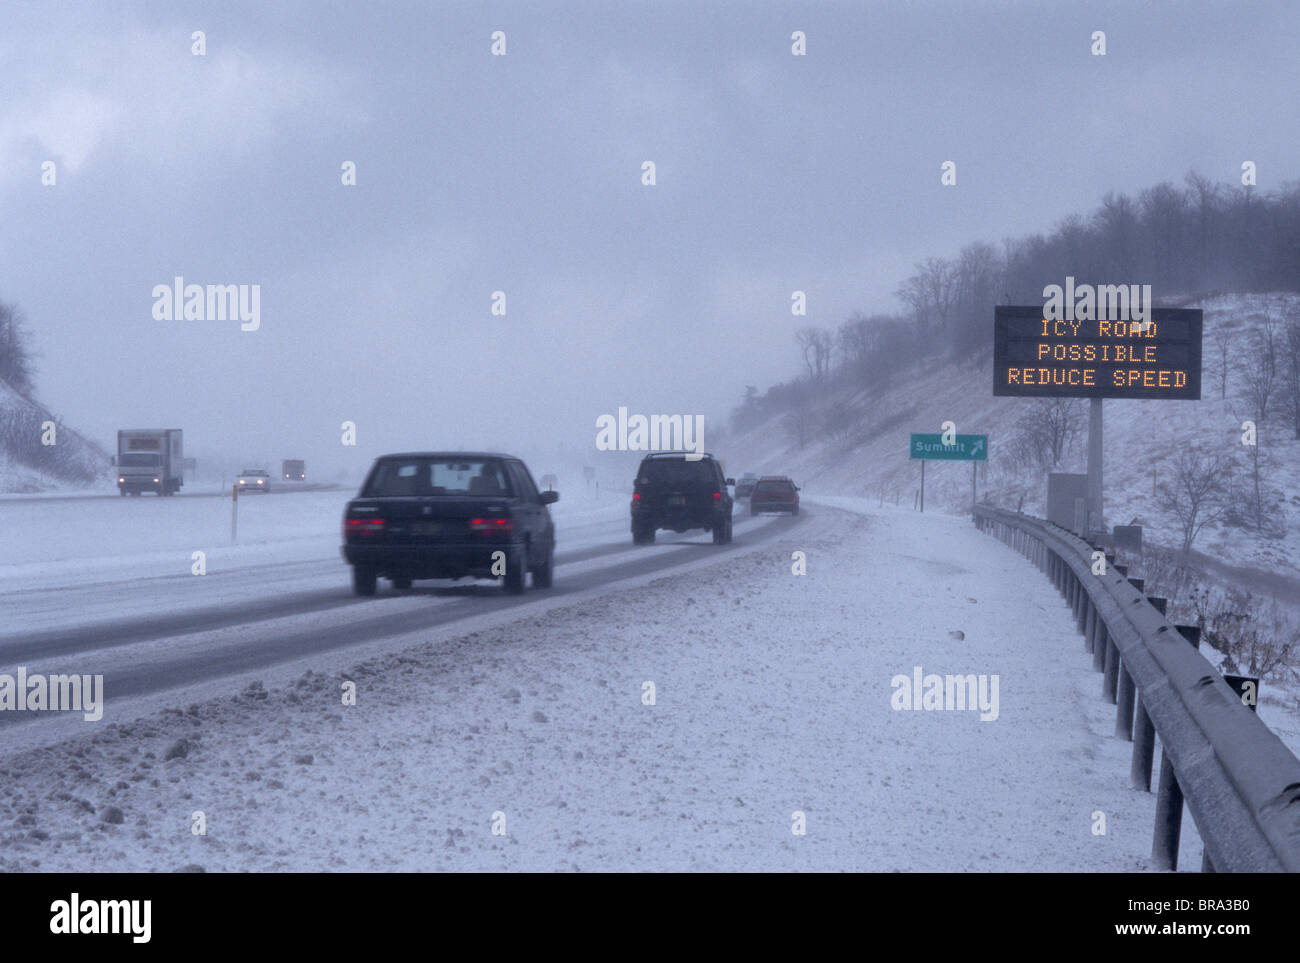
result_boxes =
[993,305,1202,400]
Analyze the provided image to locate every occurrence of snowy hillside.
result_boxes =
[721,292,1300,583]
[720,292,1300,730]
[0,379,110,493]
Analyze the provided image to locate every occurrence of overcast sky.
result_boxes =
[2,0,1297,477]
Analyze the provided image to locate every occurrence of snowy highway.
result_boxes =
[0,490,805,729]
[0,487,1182,871]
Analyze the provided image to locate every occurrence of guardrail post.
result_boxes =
[1148,596,1166,615]
[1092,622,1108,672]
[1083,595,1096,653]
[1132,697,1156,791]
[1153,749,1184,870]
[1176,625,1200,649]
[1102,632,1119,702]
[1116,665,1135,739]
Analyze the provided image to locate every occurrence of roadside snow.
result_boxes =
[1,502,1161,871]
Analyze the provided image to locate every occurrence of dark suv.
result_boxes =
[630,452,734,545]
[342,452,557,595]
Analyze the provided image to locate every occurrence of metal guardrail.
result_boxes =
[974,504,1300,872]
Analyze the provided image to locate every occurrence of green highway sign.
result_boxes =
[910,434,988,461]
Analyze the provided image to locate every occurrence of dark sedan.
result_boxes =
[341,452,557,595]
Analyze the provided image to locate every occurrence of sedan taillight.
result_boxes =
[346,517,385,536]
[469,517,513,535]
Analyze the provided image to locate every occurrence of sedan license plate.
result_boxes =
[668,495,687,506]
[413,521,442,535]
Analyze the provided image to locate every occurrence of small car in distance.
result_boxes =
[341,452,557,596]
[734,472,759,499]
[749,476,800,515]
[237,469,272,492]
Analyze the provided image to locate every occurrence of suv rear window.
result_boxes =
[636,458,714,487]
[363,458,514,497]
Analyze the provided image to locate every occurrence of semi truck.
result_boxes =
[282,459,306,481]
[115,429,183,496]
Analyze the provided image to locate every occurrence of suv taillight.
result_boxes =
[713,492,722,500]
[346,517,385,536]
[469,517,513,535]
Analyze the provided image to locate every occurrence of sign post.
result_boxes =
[1087,398,1103,535]
[909,433,988,514]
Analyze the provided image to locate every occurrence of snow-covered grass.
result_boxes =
[0,502,1166,871]
[723,292,1300,763]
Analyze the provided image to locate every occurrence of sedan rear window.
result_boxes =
[363,458,514,497]
[753,480,795,495]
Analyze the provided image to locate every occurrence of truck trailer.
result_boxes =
[115,429,183,496]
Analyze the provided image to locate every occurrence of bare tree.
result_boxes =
[1011,398,1084,471]
[783,383,813,449]
[1184,171,1224,281]
[1092,192,1139,277]
[1239,310,1278,424]
[0,301,36,394]
[1209,325,1233,400]
[1139,181,1188,285]
[896,257,957,337]
[795,326,833,383]
[1158,449,1230,552]
[836,312,874,381]
[1280,308,1300,439]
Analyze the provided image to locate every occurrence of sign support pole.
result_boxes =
[971,460,977,514]
[920,460,925,513]
[1087,398,1103,537]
